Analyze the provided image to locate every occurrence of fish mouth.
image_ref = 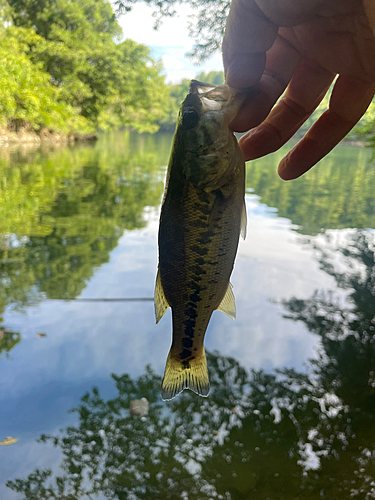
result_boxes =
[189,80,231,99]
[180,80,243,135]
[188,80,243,117]
[190,80,217,95]
[180,81,235,132]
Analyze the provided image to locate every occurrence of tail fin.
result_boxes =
[161,349,210,401]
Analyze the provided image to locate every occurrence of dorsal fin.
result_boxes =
[154,269,170,324]
[216,282,236,320]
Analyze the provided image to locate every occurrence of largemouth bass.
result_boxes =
[155,80,246,400]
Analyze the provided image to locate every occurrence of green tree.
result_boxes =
[0,27,87,133]
[0,0,170,133]
[157,79,190,131]
[195,70,224,85]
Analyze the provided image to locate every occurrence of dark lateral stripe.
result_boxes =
[190,219,207,228]
[186,307,198,319]
[197,205,211,215]
[182,337,193,348]
[188,300,198,309]
[180,348,192,360]
[200,230,214,239]
[191,245,208,256]
[189,281,200,291]
[184,319,195,338]
[191,265,206,275]
[189,292,202,303]
[197,190,210,203]
[198,231,215,246]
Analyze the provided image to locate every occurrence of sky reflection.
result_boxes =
[1,135,374,498]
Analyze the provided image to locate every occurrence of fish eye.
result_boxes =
[182,109,199,130]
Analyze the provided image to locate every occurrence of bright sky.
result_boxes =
[117,4,223,83]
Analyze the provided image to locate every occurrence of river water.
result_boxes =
[1,131,375,499]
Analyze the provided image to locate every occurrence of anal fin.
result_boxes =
[161,349,210,401]
[154,268,169,324]
[217,282,236,320]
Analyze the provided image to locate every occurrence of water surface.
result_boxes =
[1,132,375,499]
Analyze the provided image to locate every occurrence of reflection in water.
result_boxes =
[7,231,375,499]
[0,131,170,355]
[246,145,374,234]
[0,328,21,358]
[0,136,373,359]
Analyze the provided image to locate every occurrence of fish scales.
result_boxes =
[160,175,243,351]
[155,80,246,400]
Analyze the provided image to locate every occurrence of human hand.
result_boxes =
[222,0,375,179]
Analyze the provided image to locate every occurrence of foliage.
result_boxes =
[158,79,190,131]
[114,0,229,61]
[0,27,87,133]
[0,134,374,350]
[294,82,374,141]
[115,0,375,143]
[246,143,375,234]
[353,100,375,143]
[0,0,170,134]
[0,132,168,315]
[195,70,224,85]
[0,328,21,358]
[7,230,375,500]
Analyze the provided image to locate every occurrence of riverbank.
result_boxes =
[0,126,367,151]
[0,126,97,146]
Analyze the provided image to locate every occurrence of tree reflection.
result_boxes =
[0,327,21,358]
[7,229,375,498]
[0,133,166,309]
[3,152,375,498]
[246,146,375,235]
[0,133,168,357]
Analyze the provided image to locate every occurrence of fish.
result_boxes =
[154,80,246,401]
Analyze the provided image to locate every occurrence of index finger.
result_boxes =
[222,0,278,88]
[278,77,375,180]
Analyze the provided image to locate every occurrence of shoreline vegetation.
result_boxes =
[0,125,98,146]
[0,0,374,147]
[0,128,367,153]
[0,114,367,149]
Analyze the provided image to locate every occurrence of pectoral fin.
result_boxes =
[154,269,170,324]
[241,200,247,240]
[217,282,236,320]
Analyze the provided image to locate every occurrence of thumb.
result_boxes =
[363,0,375,36]
[222,0,277,88]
